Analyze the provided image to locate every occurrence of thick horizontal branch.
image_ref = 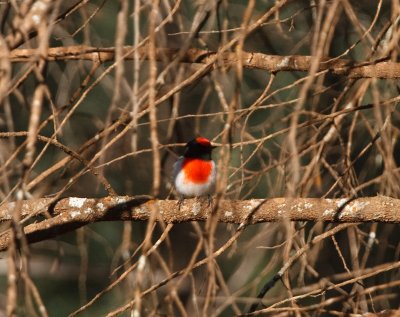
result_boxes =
[9,45,400,78]
[0,196,399,251]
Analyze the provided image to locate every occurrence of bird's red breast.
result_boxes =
[182,158,213,184]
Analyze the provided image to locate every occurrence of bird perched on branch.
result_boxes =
[173,137,217,204]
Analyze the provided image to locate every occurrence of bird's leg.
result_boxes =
[177,196,184,210]
[207,194,213,208]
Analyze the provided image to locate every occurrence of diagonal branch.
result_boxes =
[0,196,399,251]
[9,45,400,78]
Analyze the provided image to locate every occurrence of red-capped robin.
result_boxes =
[173,137,217,203]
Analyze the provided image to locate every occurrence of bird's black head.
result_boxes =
[184,137,216,160]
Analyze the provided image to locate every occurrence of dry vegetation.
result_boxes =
[0,0,400,316]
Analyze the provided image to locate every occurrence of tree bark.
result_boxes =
[9,46,400,78]
[0,196,399,251]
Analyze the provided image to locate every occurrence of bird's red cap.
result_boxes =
[195,137,212,147]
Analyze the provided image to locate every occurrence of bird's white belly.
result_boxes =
[173,158,216,198]
[174,170,214,197]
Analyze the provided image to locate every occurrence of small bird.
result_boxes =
[173,137,217,203]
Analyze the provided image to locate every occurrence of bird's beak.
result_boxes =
[211,145,217,149]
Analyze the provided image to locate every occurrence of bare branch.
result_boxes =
[9,46,400,78]
[0,196,399,251]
